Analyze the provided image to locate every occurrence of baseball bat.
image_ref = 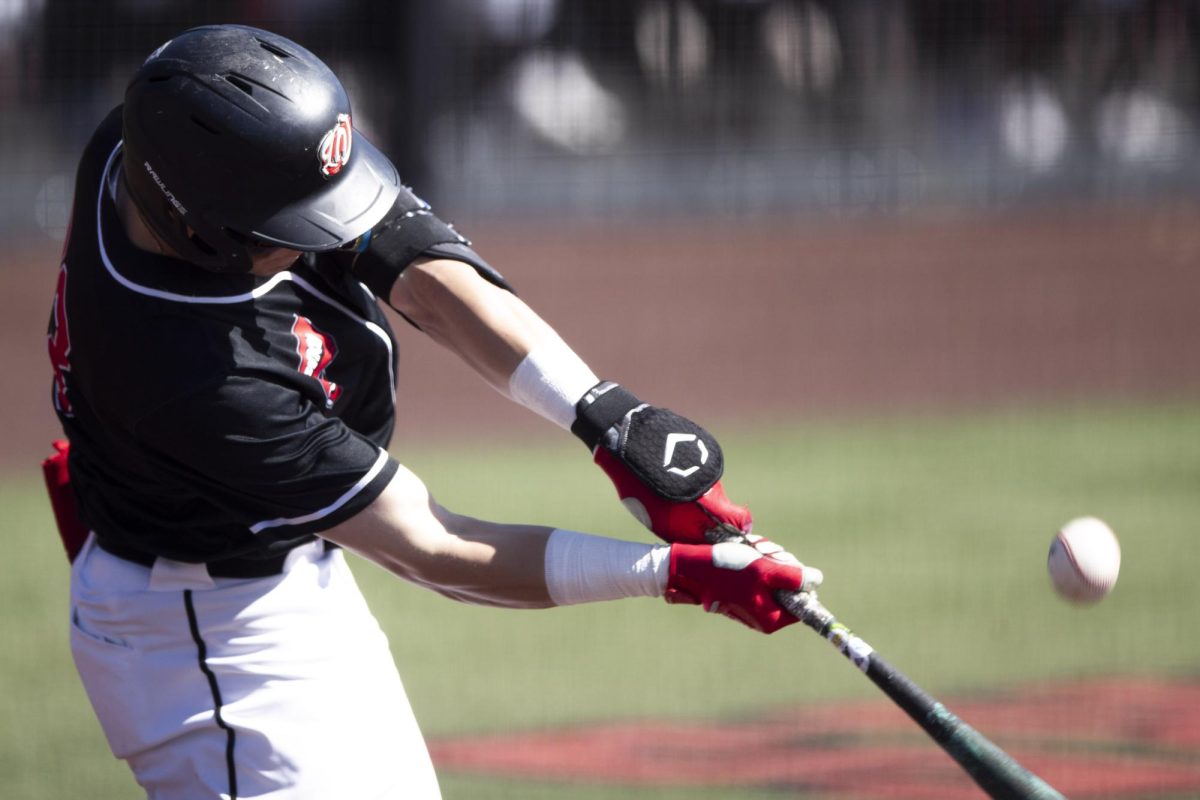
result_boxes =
[777,590,1065,800]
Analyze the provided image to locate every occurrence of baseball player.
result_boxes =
[45,24,821,799]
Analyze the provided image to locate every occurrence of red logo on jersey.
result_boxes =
[318,113,352,177]
[291,315,342,408]
[48,263,73,416]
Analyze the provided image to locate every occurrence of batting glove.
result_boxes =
[571,381,753,545]
[666,537,822,633]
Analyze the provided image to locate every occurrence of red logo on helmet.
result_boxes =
[291,315,342,407]
[318,113,353,177]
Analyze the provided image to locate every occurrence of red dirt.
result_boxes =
[428,677,1200,799]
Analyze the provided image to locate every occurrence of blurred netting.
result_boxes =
[3,0,1198,241]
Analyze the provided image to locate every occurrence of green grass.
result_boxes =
[3,399,1198,798]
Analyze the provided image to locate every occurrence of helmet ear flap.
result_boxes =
[186,230,220,259]
[121,156,254,272]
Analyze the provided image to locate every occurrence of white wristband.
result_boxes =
[544,529,670,606]
[508,341,599,430]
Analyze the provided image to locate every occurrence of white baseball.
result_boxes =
[1047,516,1121,604]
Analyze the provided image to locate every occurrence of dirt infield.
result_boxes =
[4,203,1199,473]
[428,677,1200,799]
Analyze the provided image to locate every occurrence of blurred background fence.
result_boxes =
[4,0,1200,241]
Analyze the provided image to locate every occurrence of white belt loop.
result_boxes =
[282,539,327,572]
[148,558,216,591]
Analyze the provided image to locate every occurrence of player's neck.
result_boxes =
[115,171,180,258]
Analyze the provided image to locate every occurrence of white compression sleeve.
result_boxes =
[508,341,599,430]
[543,529,670,606]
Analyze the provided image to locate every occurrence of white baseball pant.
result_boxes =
[69,534,441,799]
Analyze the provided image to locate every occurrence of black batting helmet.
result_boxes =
[122,24,400,273]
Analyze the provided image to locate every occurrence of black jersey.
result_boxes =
[48,107,402,564]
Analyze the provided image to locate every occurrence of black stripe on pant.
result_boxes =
[184,589,238,800]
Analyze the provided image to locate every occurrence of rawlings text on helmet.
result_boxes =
[143,161,188,216]
[318,113,352,177]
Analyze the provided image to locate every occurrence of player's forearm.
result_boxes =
[396,519,558,609]
[390,258,573,396]
[325,465,556,608]
[325,465,672,611]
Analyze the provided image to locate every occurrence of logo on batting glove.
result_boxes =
[662,432,709,478]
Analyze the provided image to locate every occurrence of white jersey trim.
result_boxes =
[249,447,391,534]
[97,142,291,305]
[95,141,396,405]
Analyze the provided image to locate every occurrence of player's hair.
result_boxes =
[121,24,401,273]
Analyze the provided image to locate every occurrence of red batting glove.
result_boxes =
[666,537,821,633]
[594,447,753,544]
[42,439,88,564]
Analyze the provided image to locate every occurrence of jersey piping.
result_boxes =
[95,140,396,410]
[248,449,391,534]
